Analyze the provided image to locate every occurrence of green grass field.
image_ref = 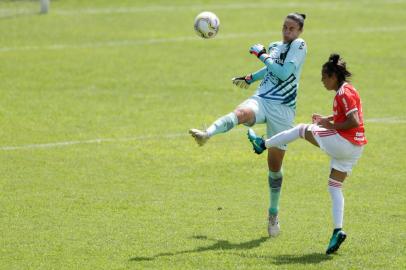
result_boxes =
[1,0,405,269]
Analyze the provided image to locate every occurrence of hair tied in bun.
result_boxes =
[329,54,340,65]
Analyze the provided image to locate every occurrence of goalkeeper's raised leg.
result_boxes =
[189,74,258,146]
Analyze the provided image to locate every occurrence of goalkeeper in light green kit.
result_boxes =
[190,13,307,237]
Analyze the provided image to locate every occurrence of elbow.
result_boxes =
[348,112,360,129]
[351,118,360,129]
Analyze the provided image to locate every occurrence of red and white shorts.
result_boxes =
[308,124,364,173]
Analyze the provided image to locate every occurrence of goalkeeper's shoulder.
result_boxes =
[291,38,307,49]
[268,41,282,50]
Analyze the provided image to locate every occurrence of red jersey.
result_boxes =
[333,83,367,145]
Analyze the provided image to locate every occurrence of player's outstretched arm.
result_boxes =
[232,67,267,89]
[232,75,253,89]
[251,67,267,81]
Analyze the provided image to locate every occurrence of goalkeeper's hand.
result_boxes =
[232,74,253,89]
[249,44,270,62]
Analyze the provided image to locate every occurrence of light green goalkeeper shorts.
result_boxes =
[237,96,295,150]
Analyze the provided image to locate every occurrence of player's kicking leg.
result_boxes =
[247,124,309,154]
[189,107,255,146]
[189,112,238,146]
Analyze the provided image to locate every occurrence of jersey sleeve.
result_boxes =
[284,38,307,69]
[337,92,358,116]
[251,67,267,82]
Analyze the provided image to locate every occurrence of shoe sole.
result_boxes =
[326,233,347,254]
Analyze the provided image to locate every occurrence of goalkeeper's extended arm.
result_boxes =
[232,75,253,89]
[249,44,295,81]
[232,67,266,89]
[251,67,267,81]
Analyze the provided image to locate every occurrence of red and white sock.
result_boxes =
[328,178,344,229]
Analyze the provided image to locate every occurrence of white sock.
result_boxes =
[206,112,238,137]
[328,178,344,229]
[265,124,307,148]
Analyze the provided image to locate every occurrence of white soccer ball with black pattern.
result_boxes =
[194,11,220,39]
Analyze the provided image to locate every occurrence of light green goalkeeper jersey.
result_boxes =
[254,38,307,109]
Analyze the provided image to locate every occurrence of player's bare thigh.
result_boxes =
[304,129,348,182]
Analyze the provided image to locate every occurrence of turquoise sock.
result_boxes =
[268,170,283,216]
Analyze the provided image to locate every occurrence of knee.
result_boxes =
[296,123,308,138]
[234,108,255,125]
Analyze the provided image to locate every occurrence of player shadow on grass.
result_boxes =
[241,252,332,264]
[271,253,333,265]
[232,251,333,265]
[130,235,269,262]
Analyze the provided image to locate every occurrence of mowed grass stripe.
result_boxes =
[0,26,405,53]
[1,1,401,16]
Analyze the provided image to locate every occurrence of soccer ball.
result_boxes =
[194,11,220,39]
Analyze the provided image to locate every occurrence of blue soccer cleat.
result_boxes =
[247,128,266,154]
[326,229,347,254]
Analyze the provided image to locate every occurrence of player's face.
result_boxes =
[321,71,338,90]
[282,18,302,43]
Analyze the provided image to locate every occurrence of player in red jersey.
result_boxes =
[247,53,367,254]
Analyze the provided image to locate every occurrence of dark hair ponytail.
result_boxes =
[286,13,306,29]
[322,53,352,86]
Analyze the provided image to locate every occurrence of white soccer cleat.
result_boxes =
[268,214,280,237]
[189,128,210,146]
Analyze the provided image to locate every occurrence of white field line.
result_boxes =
[365,117,406,123]
[52,3,344,15]
[0,133,187,151]
[0,26,405,53]
[0,118,404,151]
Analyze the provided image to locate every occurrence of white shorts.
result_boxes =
[237,96,295,150]
[308,124,364,173]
